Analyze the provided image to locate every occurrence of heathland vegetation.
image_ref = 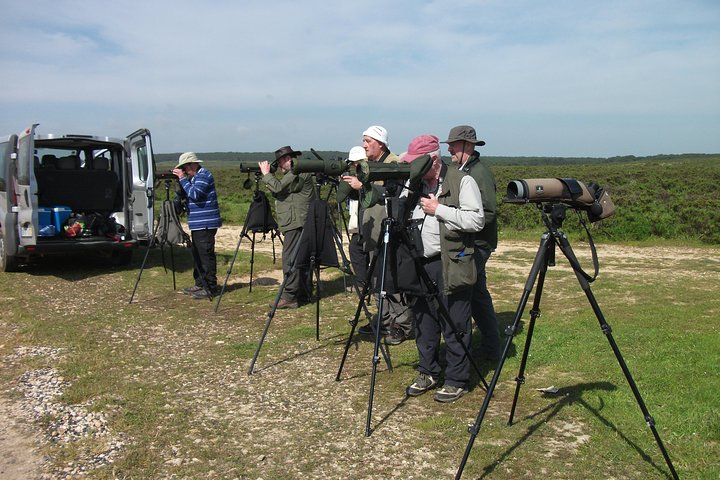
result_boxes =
[158,152,720,244]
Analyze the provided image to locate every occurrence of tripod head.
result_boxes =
[243,171,262,190]
[540,203,568,231]
[155,171,180,202]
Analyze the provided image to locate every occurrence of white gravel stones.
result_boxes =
[8,346,126,478]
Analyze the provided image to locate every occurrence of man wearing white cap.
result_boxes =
[341,125,415,345]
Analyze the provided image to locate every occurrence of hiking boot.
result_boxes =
[358,322,388,337]
[406,373,438,397]
[276,298,299,309]
[433,384,468,403]
[191,288,213,300]
[385,327,413,346]
[182,285,203,295]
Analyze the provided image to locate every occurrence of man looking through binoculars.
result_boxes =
[259,146,316,309]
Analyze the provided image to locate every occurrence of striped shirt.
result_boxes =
[179,167,222,231]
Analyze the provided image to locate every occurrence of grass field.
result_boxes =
[1,229,718,479]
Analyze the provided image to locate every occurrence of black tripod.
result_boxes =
[247,194,373,375]
[456,203,678,480]
[214,173,281,312]
[129,176,195,303]
[336,197,490,437]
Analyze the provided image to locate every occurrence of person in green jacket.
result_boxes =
[259,146,316,309]
[442,125,500,361]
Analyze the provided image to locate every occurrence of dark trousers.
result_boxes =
[413,256,472,388]
[349,233,369,286]
[369,249,415,335]
[282,228,309,301]
[191,228,217,291]
[473,247,500,356]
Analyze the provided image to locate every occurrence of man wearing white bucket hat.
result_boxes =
[341,126,415,345]
[173,152,222,299]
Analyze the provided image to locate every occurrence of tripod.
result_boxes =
[247,195,374,375]
[129,176,195,303]
[456,203,678,480]
[214,173,281,312]
[336,196,490,437]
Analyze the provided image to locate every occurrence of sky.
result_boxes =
[1,0,718,158]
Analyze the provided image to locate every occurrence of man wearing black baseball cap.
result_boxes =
[442,125,500,361]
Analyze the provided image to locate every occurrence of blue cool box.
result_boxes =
[38,208,53,236]
[52,206,72,230]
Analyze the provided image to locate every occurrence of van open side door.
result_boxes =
[0,133,19,271]
[15,124,39,251]
[126,129,155,242]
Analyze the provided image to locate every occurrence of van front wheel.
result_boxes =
[0,236,19,272]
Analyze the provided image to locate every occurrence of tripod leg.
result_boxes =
[159,244,168,274]
[508,264,548,425]
[248,275,289,375]
[456,232,552,480]
[557,233,679,480]
[311,257,321,341]
[335,274,374,380]
[249,225,308,374]
[365,218,397,437]
[169,244,177,291]
[335,222,394,381]
[249,232,257,293]
[214,228,249,313]
[128,214,163,304]
[128,241,155,304]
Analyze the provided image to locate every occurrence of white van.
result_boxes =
[0,124,157,271]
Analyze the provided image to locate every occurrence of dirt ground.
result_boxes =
[1,226,716,479]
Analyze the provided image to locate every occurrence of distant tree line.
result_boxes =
[162,153,720,244]
[156,151,718,168]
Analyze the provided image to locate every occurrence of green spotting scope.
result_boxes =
[291,157,349,177]
[291,153,432,185]
[238,160,277,174]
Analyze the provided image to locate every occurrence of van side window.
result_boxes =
[136,144,149,182]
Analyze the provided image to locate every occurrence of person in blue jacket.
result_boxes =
[173,152,222,299]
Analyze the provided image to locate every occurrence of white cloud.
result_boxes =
[0,0,718,156]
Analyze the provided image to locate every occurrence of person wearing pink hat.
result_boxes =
[400,134,484,403]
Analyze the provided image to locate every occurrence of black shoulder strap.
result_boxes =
[561,210,600,282]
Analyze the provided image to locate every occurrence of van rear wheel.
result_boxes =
[0,236,19,272]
